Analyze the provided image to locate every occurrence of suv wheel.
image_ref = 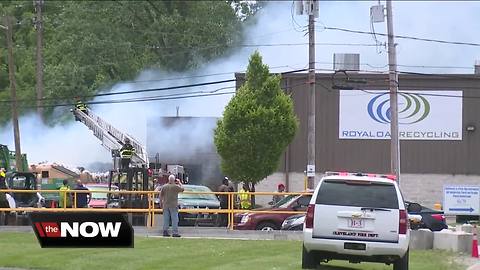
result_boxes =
[393,249,409,270]
[302,245,317,269]
[256,222,278,231]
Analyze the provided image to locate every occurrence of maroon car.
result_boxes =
[86,184,120,208]
[234,194,312,231]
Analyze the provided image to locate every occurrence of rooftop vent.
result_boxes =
[333,53,360,72]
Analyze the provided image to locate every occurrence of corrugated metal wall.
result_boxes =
[236,72,480,175]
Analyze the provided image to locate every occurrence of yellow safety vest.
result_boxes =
[239,188,251,209]
[59,185,71,207]
[120,146,135,158]
[75,101,87,111]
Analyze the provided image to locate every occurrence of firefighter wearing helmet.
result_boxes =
[119,138,135,170]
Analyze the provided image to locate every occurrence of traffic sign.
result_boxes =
[444,185,480,215]
[306,165,315,177]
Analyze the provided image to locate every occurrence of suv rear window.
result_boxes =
[315,180,399,209]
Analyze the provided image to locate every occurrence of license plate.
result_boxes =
[349,218,364,228]
[344,242,366,250]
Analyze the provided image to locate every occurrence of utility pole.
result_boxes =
[34,0,44,120]
[386,0,400,182]
[4,16,23,172]
[296,0,318,189]
[307,13,316,189]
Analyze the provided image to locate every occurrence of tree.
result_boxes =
[0,1,262,126]
[214,51,298,195]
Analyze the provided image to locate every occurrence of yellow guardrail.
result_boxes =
[0,189,312,230]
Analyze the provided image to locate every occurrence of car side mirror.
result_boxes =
[407,202,422,213]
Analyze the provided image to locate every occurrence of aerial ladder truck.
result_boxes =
[72,106,187,207]
[72,107,149,169]
[72,107,151,209]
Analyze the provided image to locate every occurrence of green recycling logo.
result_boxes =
[367,92,430,124]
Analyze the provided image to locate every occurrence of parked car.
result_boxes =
[406,201,448,231]
[281,214,305,231]
[302,172,410,270]
[235,194,312,231]
[177,185,221,226]
[86,184,120,208]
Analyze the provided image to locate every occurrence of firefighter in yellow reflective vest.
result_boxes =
[58,179,71,208]
[239,183,251,209]
[75,98,88,114]
[120,138,135,170]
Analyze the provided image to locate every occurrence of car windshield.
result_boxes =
[273,194,298,208]
[179,186,217,201]
[87,186,117,200]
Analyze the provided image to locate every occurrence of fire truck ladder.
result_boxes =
[72,108,149,167]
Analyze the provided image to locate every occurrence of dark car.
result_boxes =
[281,213,305,231]
[177,185,221,226]
[406,201,448,231]
[234,194,312,231]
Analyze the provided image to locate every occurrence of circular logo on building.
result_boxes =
[367,92,430,124]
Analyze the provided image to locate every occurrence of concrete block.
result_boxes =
[460,224,474,234]
[273,233,288,240]
[410,229,434,250]
[433,230,472,253]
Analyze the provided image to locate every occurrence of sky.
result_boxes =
[1,1,480,170]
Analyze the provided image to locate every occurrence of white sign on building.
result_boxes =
[444,185,480,215]
[339,90,463,140]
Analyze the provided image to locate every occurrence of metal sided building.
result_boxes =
[235,71,480,207]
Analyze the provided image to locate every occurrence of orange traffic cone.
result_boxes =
[472,223,479,258]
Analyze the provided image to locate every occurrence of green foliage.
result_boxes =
[214,51,298,184]
[0,1,260,125]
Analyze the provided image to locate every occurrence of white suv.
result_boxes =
[302,172,410,270]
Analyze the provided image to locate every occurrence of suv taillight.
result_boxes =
[305,204,315,228]
[399,209,408,234]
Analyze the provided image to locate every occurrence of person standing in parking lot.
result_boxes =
[272,183,286,205]
[58,180,72,208]
[0,170,6,189]
[160,175,184,237]
[73,180,91,208]
[217,177,230,226]
[239,183,251,209]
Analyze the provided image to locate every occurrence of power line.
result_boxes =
[315,61,474,71]
[110,64,300,84]
[313,67,480,82]
[290,1,308,33]
[4,41,380,50]
[395,71,480,82]
[322,26,480,47]
[0,68,308,104]
[16,80,310,109]
[28,91,238,109]
[0,79,236,104]
[397,64,473,70]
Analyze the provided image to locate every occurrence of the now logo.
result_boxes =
[34,222,122,238]
[30,212,133,248]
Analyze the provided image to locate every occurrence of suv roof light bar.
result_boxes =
[324,171,397,181]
